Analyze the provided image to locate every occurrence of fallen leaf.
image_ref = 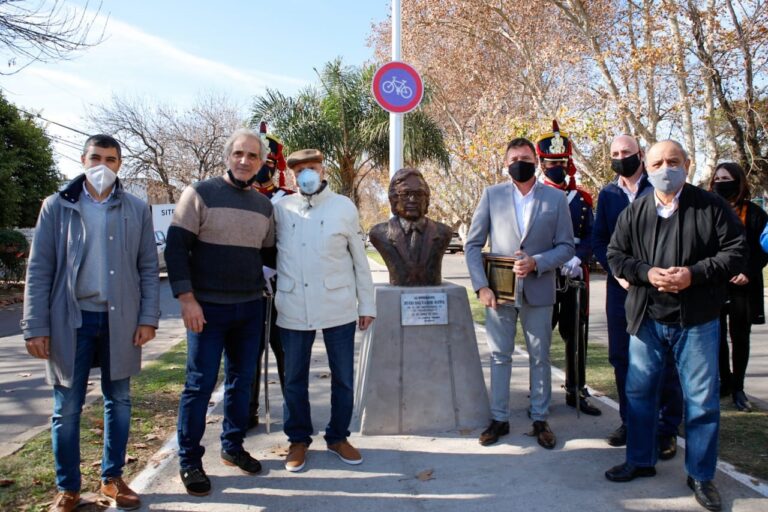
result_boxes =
[144,433,159,441]
[317,373,330,379]
[271,445,289,456]
[206,417,221,424]
[416,469,434,481]
[90,460,101,467]
[89,428,103,436]
[32,478,43,485]
[93,419,104,429]
[133,443,148,449]
[125,455,138,464]
[16,373,31,378]
[0,479,14,487]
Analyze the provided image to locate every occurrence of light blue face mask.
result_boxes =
[296,168,321,195]
[647,166,686,194]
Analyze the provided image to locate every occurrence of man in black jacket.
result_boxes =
[605,140,745,512]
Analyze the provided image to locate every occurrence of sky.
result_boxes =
[0,0,388,178]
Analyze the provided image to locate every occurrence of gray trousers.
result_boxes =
[485,302,553,422]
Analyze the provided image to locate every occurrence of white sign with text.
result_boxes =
[401,293,448,326]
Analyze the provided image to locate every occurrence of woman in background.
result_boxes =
[708,162,768,412]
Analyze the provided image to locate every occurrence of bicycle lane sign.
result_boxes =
[372,61,424,114]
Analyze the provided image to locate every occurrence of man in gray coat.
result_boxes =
[22,134,160,512]
[465,137,574,449]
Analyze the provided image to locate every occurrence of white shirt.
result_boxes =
[512,180,537,237]
[618,174,645,203]
[654,187,683,219]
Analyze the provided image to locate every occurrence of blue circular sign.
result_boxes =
[372,61,424,114]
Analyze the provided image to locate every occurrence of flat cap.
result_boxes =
[286,149,323,169]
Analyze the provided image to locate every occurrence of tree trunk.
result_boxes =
[666,3,697,180]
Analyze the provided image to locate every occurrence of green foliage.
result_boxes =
[251,58,449,205]
[0,92,61,228]
[0,228,28,282]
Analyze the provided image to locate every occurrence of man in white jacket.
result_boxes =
[274,149,376,473]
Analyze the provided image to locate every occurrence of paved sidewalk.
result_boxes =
[128,261,768,511]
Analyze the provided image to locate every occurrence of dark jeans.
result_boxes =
[52,311,131,491]
[606,278,682,435]
[627,317,720,481]
[177,299,264,470]
[280,322,356,446]
[719,292,751,392]
[552,274,588,392]
[249,297,285,417]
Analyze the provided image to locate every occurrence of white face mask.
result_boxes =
[296,168,321,195]
[85,164,117,195]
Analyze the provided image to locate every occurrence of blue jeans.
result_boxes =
[52,311,131,491]
[626,316,720,481]
[606,278,682,434]
[280,322,356,446]
[177,299,263,470]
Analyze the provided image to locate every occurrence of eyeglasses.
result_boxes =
[395,191,428,200]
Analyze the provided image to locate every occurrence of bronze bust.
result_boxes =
[369,168,453,286]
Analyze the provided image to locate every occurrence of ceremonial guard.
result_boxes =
[247,122,294,429]
[536,121,601,415]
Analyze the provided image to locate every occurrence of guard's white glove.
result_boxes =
[562,256,583,279]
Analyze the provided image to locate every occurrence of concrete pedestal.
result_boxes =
[355,282,490,435]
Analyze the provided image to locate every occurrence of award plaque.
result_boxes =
[482,253,518,304]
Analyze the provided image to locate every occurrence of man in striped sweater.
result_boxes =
[165,128,275,497]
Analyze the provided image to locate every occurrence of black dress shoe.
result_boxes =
[478,420,509,446]
[607,424,627,447]
[605,462,656,482]
[732,390,753,412]
[658,435,677,460]
[687,476,722,511]
[565,391,602,416]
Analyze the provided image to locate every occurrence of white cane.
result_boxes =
[263,294,273,434]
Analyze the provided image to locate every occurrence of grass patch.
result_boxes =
[0,339,192,511]
[366,248,384,266]
[465,288,767,481]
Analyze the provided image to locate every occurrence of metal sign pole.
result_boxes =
[390,0,403,180]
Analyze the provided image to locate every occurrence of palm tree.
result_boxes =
[251,58,449,206]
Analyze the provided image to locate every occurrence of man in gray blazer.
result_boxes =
[465,137,574,449]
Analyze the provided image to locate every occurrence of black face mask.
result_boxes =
[254,164,275,185]
[713,180,739,200]
[508,161,536,182]
[544,165,566,184]
[611,152,641,178]
[227,169,258,189]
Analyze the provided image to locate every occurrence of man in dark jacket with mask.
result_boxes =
[605,140,746,512]
[536,121,601,416]
[593,135,682,454]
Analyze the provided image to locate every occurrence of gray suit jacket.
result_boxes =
[465,181,575,306]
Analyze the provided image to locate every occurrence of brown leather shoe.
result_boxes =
[100,477,141,510]
[285,442,308,472]
[532,420,556,449]
[49,491,80,512]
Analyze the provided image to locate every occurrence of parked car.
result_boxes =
[155,230,167,272]
[446,232,463,254]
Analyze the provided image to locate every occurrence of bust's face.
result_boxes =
[391,174,429,221]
